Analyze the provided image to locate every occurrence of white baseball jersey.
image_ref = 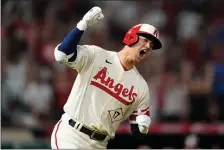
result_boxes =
[55,45,150,138]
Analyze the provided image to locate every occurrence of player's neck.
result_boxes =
[117,50,134,71]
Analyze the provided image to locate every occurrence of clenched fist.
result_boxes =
[77,6,104,30]
[83,6,104,26]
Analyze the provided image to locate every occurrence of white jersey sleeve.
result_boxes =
[129,83,150,124]
[54,44,97,73]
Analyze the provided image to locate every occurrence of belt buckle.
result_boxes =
[90,130,98,140]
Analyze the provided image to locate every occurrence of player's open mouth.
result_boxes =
[139,49,147,57]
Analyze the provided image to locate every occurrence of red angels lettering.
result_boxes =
[90,67,138,105]
[105,77,115,88]
[122,88,129,97]
[153,29,158,38]
[93,67,107,83]
[114,83,123,95]
[132,93,137,101]
[128,86,137,101]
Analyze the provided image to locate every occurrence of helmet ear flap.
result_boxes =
[127,34,139,47]
[123,24,142,46]
[123,30,139,46]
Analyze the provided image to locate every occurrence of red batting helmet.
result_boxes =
[122,24,162,50]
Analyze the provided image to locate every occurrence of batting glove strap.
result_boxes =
[77,20,88,31]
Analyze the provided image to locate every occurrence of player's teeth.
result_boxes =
[140,49,146,54]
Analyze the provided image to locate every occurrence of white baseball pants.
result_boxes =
[51,113,109,149]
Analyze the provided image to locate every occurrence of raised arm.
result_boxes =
[54,6,104,71]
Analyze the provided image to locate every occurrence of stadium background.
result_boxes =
[1,0,224,148]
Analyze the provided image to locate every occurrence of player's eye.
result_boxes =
[150,43,153,49]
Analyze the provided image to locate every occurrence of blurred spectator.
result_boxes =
[176,1,203,41]
[209,27,224,121]
[1,80,17,126]
[157,42,189,122]
[107,1,138,43]
[183,32,213,122]
[4,23,29,98]
[7,63,54,138]
[139,0,167,31]
[21,64,53,117]
[52,70,74,120]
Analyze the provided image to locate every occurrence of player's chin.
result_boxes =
[134,56,143,64]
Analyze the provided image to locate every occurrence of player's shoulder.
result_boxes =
[133,67,145,81]
[79,45,112,54]
[133,68,149,88]
[91,45,114,54]
[77,44,103,51]
[132,68,150,100]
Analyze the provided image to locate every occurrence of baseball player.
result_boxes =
[51,6,162,149]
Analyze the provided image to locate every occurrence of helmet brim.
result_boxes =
[137,33,162,50]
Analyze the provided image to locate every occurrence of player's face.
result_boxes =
[131,36,153,63]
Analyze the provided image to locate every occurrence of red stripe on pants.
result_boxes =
[55,120,62,149]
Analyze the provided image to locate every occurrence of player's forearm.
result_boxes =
[54,7,103,64]
[58,20,87,55]
[58,28,83,55]
[55,21,88,63]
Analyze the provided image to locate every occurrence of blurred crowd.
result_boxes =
[1,0,224,139]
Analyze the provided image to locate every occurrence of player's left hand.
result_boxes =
[82,6,104,27]
[136,115,151,134]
